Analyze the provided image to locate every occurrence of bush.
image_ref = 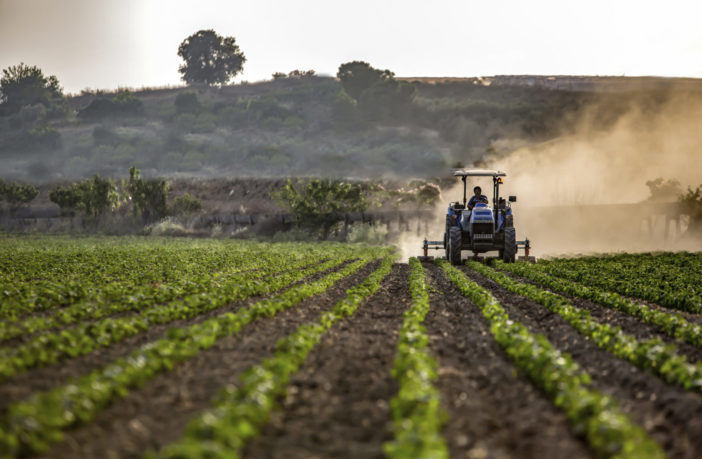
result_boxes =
[128,166,169,222]
[77,89,143,120]
[272,178,370,239]
[49,175,118,218]
[171,192,201,215]
[0,180,39,214]
[174,92,200,114]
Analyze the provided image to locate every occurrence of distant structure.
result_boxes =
[401,75,702,92]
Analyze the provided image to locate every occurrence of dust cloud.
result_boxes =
[401,89,702,260]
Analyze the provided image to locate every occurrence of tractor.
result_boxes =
[420,169,534,264]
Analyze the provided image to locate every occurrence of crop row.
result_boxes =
[153,255,395,458]
[0,248,392,456]
[467,261,702,393]
[438,260,663,458]
[539,253,702,313]
[0,251,327,342]
[0,249,363,381]
[495,261,702,348]
[383,258,448,459]
[0,238,328,320]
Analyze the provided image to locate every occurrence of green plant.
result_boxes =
[128,166,169,222]
[468,261,702,393]
[496,260,702,349]
[439,259,663,458]
[384,258,448,458]
[48,175,117,218]
[171,192,201,215]
[177,29,246,85]
[154,254,395,458]
[0,244,387,456]
[0,181,39,214]
[273,178,370,239]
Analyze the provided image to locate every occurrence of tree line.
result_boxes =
[0,28,411,123]
[0,167,201,221]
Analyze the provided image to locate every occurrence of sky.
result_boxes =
[1,0,702,94]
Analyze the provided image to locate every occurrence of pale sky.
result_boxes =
[1,0,702,94]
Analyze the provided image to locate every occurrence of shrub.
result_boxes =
[171,192,201,215]
[0,180,39,215]
[127,166,169,222]
[174,92,200,114]
[272,178,370,239]
[77,89,143,120]
[49,175,118,218]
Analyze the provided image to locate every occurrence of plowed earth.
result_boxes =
[4,261,701,458]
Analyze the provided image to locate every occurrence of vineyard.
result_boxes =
[0,236,701,458]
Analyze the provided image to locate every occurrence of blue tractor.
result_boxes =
[421,169,532,265]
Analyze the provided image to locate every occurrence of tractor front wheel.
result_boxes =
[503,227,516,263]
[448,226,462,265]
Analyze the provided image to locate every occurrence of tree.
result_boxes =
[679,184,702,234]
[646,177,682,202]
[273,179,370,239]
[336,61,394,102]
[49,175,118,218]
[336,61,415,121]
[0,63,63,114]
[128,166,169,222]
[171,192,201,215]
[177,30,246,86]
[0,180,39,216]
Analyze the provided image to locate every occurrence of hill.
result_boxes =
[2,75,702,182]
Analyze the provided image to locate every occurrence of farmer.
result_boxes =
[467,186,489,210]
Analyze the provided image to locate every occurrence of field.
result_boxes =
[1,236,701,458]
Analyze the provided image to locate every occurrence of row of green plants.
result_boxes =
[438,259,664,459]
[0,238,292,320]
[383,258,448,459]
[467,261,702,393]
[538,253,702,313]
[0,251,327,342]
[496,260,702,349]
[0,252,358,381]
[0,249,390,456]
[154,255,395,458]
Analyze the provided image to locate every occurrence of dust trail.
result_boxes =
[401,89,702,259]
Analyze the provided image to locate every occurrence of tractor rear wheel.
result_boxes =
[449,226,462,265]
[503,227,516,263]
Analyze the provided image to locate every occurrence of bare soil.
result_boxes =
[243,263,410,459]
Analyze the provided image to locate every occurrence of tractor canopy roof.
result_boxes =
[453,169,507,177]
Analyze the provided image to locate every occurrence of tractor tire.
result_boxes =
[503,227,516,263]
[448,226,462,265]
[444,215,452,248]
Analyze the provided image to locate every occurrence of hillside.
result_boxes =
[2,75,701,182]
